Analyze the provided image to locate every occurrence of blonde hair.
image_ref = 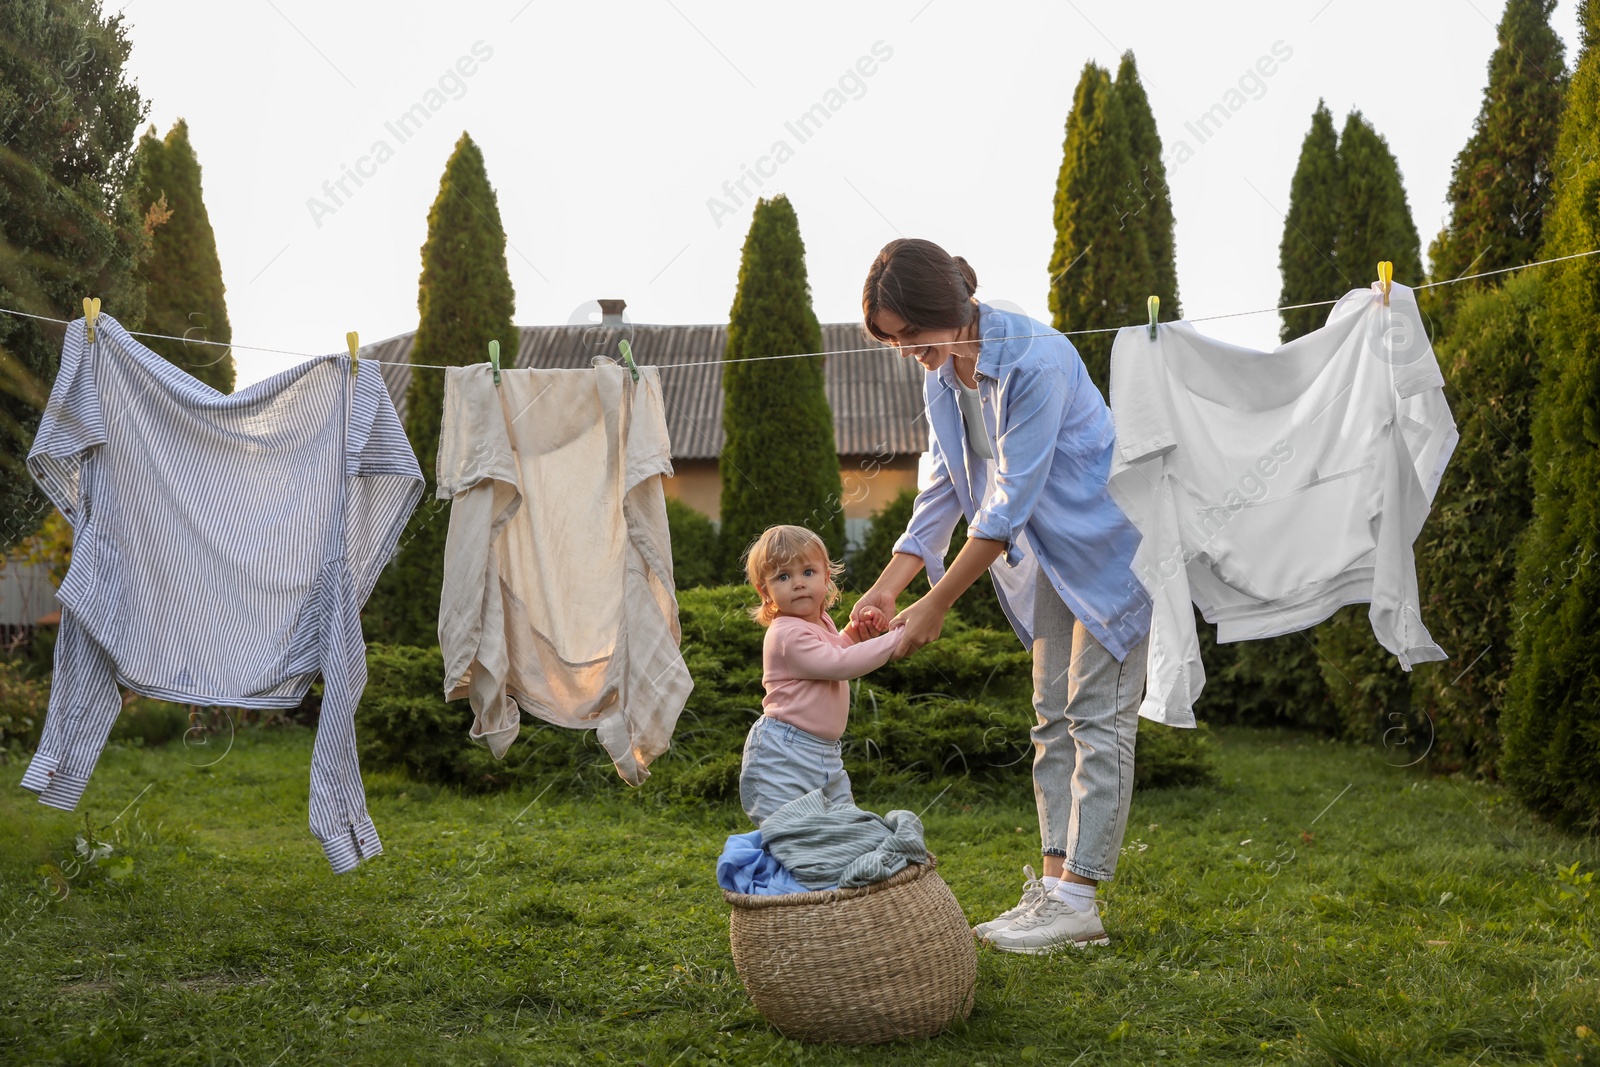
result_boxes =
[742,525,844,625]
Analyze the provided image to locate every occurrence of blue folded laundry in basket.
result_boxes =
[716,829,814,896]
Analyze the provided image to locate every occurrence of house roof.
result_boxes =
[364,322,928,461]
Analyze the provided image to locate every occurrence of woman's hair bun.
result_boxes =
[952,255,978,295]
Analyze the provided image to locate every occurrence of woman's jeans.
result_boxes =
[740,715,854,826]
[1032,568,1149,882]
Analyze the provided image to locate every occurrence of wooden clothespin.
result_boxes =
[346,331,360,376]
[1377,261,1393,306]
[1147,295,1160,340]
[83,297,102,344]
[617,339,640,384]
[488,339,501,386]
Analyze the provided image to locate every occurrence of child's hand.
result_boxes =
[855,605,888,638]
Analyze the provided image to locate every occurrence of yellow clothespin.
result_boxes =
[82,297,101,344]
[346,331,359,376]
[488,339,501,386]
[1377,261,1393,306]
[1147,295,1160,340]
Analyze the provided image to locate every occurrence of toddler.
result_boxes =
[739,525,906,825]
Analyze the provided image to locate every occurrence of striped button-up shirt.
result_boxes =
[22,314,422,873]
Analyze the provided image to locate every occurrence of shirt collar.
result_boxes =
[935,302,1001,390]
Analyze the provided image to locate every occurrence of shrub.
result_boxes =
[17,625,57,680]
[359,645,542,793]
[357,645,655,794]
[665,498,719,590]
[849,487,1012,633]
[0,659,48,756]
[1130,716,1217,791]
[1411,274,1543,776]
[869,618,1032,703]
[1315,604,1416,744]
[1202,625,1339,734]
[108,698,189,747]
[848,487,923,594]
[357,582,1213,802]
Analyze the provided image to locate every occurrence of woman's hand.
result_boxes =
[891,595,948,658]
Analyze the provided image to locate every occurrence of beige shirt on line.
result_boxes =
[435,364,692,786]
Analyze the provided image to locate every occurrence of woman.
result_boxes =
[851,238,1151,953]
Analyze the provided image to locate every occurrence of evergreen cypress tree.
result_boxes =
[365,132,515,645]
[1278,102,1345,342]
[718,194,844,577]
[1219,101,1347,734]
[1408,3,1564,777]
[130,120,234,392]
[1427,0,1567,328]
[1048,61,1151,395]
[1333,110,1424,290]
[1114,52,1180,320]
[1315,109,1425,742]
[0,0,147,548]
[1411,272,1542,776]
[1237,106,1424,737]
[1503,0,1600,832]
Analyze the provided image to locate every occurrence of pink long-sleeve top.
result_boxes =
[761,614,903,741]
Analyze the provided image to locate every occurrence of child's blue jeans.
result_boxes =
[739,715,854,826]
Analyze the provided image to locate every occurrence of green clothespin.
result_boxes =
[617,339,640,384]
[1147,295,1160,340]
[488,339,501,386]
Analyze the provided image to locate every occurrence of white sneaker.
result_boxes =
[971,865,1046,939]
[983,895,1110,953]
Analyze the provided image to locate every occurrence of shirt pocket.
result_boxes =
[1201,463,1379,603]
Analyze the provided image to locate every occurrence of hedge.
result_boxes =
[355,584,1215,802]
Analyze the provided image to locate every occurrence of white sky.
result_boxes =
[116,0,1580,388]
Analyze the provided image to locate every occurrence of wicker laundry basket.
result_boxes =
[723,853,976,1044]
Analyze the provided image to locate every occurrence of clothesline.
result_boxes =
[1,246,1595,371]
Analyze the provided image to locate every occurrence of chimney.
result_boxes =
[598,299,626,327]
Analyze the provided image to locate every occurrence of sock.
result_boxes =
[1049,878,1097,911]
[1041,875,1061,892]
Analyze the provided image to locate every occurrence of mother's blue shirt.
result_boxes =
[893,303,1151,660]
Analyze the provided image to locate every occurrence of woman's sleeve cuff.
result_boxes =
[968,512,1024,567]
[892,532,947,585]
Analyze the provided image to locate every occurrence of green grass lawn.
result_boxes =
[0,725,1595,1066]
